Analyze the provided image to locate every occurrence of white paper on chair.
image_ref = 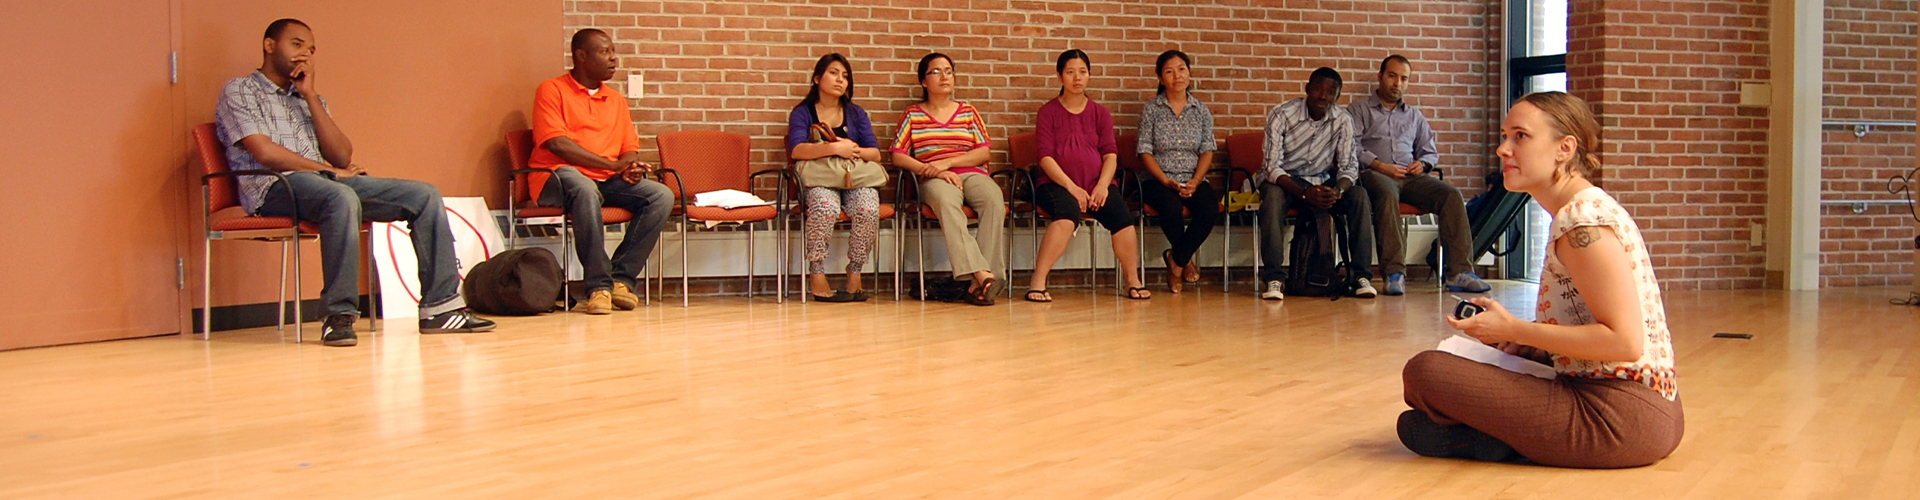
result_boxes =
[1435,335,1558,380]
[692,189,771,209]
[372,197,506,319]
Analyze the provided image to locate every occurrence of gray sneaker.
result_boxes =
[1353,277,1378,298]
[1261,280,1285,300]
[1447,272,1492,293]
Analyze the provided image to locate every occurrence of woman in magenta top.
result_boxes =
[1024,49,1148,302]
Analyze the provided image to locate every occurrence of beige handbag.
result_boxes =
[794,122,888,189]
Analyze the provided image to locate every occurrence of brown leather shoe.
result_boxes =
[611,282,640,310]
[578,289,614,315]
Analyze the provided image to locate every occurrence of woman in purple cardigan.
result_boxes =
[1024,49,1148,302]
[786,53,883,302]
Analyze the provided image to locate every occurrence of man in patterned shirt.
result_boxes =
[1257,67,1378,300]
[215,19,493,347]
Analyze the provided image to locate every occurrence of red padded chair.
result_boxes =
[1224,131,1280,293]
[503,129,648,306]
[192,123,375,342]
[656,130,784,307]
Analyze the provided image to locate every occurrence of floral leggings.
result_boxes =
[804,186,881,275]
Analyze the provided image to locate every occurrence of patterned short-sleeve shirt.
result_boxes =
[214,71,328,214]
[1136,94,1217,183]
[1538,187,1678,400]
[889,101,992,177]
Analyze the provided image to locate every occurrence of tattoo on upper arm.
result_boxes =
[1569,226,1600,248]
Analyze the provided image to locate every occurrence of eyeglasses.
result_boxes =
[924,68,957,77]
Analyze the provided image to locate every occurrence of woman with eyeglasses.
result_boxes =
[890,53,1005,306]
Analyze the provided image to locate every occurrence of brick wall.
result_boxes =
[565,0,1503,197]
[1820,0,1916,288]
[1568,0,1772,290]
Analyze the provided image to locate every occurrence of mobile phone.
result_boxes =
[1451,295,1485,320]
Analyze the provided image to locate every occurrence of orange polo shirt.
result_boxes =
[527,73,640,201]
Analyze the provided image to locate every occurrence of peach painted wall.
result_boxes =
[0,0,563,349]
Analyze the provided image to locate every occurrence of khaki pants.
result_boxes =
[919,172,1006,280]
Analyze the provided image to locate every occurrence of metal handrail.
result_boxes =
[1821,120,1916,137]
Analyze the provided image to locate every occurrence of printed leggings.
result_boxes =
[804,186,881,274]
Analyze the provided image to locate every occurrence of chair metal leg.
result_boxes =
[747,223,757,299]
[681,218,690,308]
[277,240,288,332]
[202,235,213,340]
[292,235,304,344]
[916,209,927,301]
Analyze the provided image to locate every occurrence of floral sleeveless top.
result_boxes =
[1538,187,1678,400]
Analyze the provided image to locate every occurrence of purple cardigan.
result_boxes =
[785,101,878,157]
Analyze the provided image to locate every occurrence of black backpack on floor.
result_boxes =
[462,248,563,316]
[1286,209,1351,298]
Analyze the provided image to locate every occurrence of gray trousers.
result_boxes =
[1361,171,1472,278]
[258,171,465,318]
[539,166,675,292]
[919,172,1006,280]
[1258,180,1374,283]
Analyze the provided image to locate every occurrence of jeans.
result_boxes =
[539,166,675,293]
[258,171,465,317]
[1257,180,1374,283]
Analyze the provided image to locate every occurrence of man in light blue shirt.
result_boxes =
[1351,55,1490,295]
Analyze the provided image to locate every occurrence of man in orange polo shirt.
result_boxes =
[528,28,674,314]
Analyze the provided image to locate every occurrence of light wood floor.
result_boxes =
[2,282,1917,499]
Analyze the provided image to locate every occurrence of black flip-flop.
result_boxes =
[1126,287,1152,300]
[816,290,861,303]
[1024,289,1052,303]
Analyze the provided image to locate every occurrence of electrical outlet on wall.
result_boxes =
[626,73,644,100]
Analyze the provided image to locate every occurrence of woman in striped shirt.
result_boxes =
[890,53,1005,306]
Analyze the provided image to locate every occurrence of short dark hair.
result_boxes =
[1379,54,1412,73]
[571,29,609,52]
[1154,50,1192,96]
[1055,49,1091,97]
[1309,67,1343,88]
[915,52,953,102]
[801,53,855,110]
[264,18,309,41]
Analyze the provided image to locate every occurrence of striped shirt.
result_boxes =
[889,101,992,177]
[1261,98,1356,186]
[215,71,329,214]
[1135,93,1217,183]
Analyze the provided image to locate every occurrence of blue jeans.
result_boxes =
[539,167,675,292]
[258,171,465,317]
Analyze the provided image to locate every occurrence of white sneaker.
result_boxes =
[1261,280,1285,300]
[1353,278,1378,298]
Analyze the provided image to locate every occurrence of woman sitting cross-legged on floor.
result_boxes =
[1397,91,1682,469]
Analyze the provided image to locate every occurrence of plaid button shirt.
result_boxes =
[1261,98,1355,187]
[214,71,328,214]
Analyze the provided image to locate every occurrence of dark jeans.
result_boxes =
[1257,180,1374,283]
[258,171,465,317]
[1139,181,1221,267]
[539,166,674,293]
[1362,171,1473,278]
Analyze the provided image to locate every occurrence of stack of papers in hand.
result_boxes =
[1435,335,1557,379]
[692,189,771,209]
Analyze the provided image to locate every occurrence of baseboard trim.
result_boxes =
[191,295,377,334]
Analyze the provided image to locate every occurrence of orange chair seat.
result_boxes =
[1399,203,1426,216]
[208,208,372,233]
[792,203,896,221]
[514,206,635,224]
[919,203,977,220]
[685,205,778,222]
